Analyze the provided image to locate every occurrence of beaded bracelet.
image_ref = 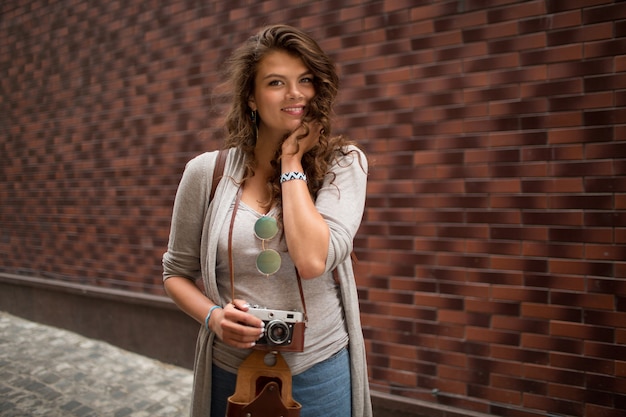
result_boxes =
[280,171,307,184]
[204,305,222,332]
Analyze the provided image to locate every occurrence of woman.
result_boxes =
[163,25,371,417]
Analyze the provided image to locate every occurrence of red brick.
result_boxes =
[548,22,613,46]
[521,44,583,66]
[466,239,521,256]
[548,383,615,407]
[583,2,626,24]
[551,351,614,376]
[586,404,626,417]
[585,244,626,261]
[524,363,586,387]
[465,178,521,194]
[616,360,626,377]
[552,228,613,245]
[549,194,614,210]
[616,55,626,72]
[548,56,613,78]
[491,344,549,365]
[524,393,585,416]
[465,52,520,73]
[491,286,548,303]
[474,384,523,407]
[463,20,519,42]
[586,141,626,159]
[492,374,546,396]
[408,1,458,20]
[491,97,549,117]
[550,321,614,342]
[522,302,582,322]
[522,241,584,259]
[584,341,626,361]
[585,310,626,329]
[538,111,583,128]
[550,159,614,175]
[522,333,583,354]
[435,9,487,31]
[467,326,521,345]
[550,259,614,277]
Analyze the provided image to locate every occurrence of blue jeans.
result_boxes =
[211,348,351,417]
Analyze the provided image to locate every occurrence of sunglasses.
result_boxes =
[254,215,281,276]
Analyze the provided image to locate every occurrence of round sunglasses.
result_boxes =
[254,215,281,276]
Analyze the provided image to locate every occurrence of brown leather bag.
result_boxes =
[226,350,301,417]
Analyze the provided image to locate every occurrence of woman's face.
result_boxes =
[248,50,316,139]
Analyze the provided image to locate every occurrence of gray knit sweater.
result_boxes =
[163,146,372,417]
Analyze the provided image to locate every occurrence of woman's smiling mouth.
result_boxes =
[282,106,305,115]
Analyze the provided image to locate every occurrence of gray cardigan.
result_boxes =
[163,147,372,417]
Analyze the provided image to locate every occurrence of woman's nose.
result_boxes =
[286,83,303,100]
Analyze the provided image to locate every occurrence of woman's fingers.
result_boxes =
[218,301,265,348]
[283,121,322,156]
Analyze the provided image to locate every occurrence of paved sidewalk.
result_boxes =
[0,311,193,417]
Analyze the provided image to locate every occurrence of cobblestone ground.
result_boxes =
[0,311,193,417]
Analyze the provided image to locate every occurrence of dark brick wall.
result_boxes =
[1,1,625,417]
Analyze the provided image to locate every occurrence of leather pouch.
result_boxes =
[226,350,301,417]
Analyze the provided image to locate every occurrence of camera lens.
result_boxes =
[266,320,290,345]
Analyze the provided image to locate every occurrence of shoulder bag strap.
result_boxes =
[210,149,228,202]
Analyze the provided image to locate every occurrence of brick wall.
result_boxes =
[1,1,625,417]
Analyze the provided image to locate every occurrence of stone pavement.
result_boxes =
[0,311,193,417]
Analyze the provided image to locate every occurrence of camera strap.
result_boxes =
[228,185,309,323]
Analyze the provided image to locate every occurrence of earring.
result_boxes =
[250,110,258,142]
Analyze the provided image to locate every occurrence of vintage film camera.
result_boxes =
[247,306,305,352]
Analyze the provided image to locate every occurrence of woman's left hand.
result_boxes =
[282,121,323,160]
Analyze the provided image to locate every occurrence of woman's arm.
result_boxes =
[164,277,263,349]
[162,153,263,348]
[281,125,368,279]
[280,124,330,279]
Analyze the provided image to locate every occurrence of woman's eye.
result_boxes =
[301,77,313,83]
[268,80,283,86]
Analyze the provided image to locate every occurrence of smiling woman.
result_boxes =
[162,25,371,417]
[251,51,315,131]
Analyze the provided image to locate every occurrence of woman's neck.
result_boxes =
[253,130,283,174]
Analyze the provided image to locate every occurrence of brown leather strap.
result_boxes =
[228,187,243,304]
[294,270,308,323]
[210,149,228,202]
[227,186,308,323]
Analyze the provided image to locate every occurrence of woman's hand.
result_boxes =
[209,299,265,349]
[281,121,323,160]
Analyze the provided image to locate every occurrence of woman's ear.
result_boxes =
[248,95,256,111]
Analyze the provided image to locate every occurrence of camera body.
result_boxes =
[248,306,305,352]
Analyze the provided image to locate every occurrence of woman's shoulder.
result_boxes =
[184,147,245,179]
[186,150,220,169]
[177,151,222,189]
[334,144,368,172]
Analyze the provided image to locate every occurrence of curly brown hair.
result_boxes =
[220,24,363,208]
